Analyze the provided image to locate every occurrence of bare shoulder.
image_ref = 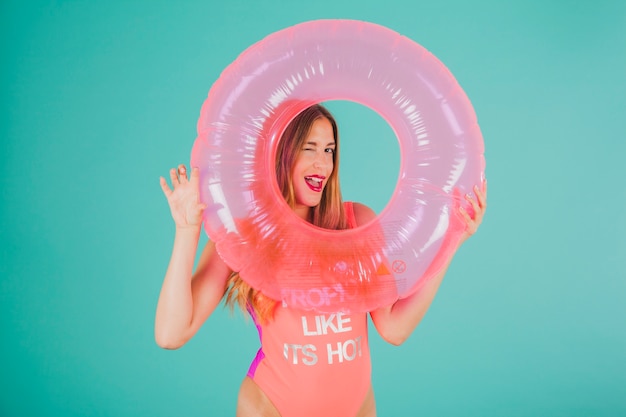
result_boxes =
[351,202,377,226]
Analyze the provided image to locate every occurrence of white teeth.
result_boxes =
[306,176,322,185]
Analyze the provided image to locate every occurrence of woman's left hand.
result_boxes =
[458,180,487,244]
[371,180,487,345]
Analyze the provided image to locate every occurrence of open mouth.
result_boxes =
[305,175,325,192]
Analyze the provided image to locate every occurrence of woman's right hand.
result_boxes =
[159,164,207,228]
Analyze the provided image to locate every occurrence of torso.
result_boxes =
[243,306,373,417]
[237,202,376,417]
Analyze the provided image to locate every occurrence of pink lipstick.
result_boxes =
[304,175,325,192]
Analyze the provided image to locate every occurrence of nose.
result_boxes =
[313,150,329,169]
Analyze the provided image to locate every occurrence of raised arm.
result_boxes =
[155,165,232,349]
[369,182,487,345]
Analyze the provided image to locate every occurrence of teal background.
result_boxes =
[2,0,625,416]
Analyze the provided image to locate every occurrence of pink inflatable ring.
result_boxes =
[191,19,485,313]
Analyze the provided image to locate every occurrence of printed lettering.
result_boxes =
[336,313,352,332]
[284,343,300,364]
[342,336,362,361]
[306,288,325,307]
[302,344,318,365]
[301,315,322,336]
[283,343,318,365]
[320,314,339,334]
[291,289,306,308]
[327,342,343,364]
[301,313,352,336]
[326,337,363,364]
[281,284,355,309]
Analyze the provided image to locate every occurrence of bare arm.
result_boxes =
[369,182,487,345]
[154,165,232,349]
[369,247,455,346]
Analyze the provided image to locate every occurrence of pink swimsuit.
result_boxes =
[247,202,372,417]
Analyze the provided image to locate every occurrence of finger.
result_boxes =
[482,180,488,202]
[190,166,200,183]
[169,168,180,187]
[177,164,189,183]
[160,176,173,198]
[193,203,208,218]
[465,192,480,219]
[482,179,487,205]
[474,184,487,210]
[458,206,472,225]
[458,206,476,233]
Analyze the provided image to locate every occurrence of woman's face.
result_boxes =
[291,117,335,219]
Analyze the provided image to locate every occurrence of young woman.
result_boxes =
[156,104,486,417]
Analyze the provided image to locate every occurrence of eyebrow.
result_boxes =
[305,141,335,147]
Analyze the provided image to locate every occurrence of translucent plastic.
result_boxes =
[191,20,485,313]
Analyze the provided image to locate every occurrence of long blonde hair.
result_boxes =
[224,104,348,322]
